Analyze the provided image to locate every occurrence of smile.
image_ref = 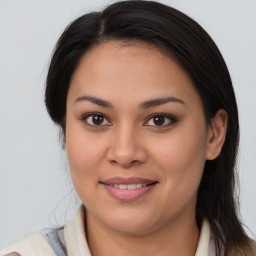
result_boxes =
[108,184,148,189]
[101,177,158,201]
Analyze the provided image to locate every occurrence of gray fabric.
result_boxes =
[208,234,216,256]
[41,229,66,256]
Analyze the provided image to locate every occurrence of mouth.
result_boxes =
[100,177,158,201]
[108,183,150,189]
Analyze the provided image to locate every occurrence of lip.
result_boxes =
[101,177,157,185]
[101,177,158,201]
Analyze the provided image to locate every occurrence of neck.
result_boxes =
[85,212,200,256]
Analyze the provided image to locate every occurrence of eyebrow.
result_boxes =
[74,95,114,108]
[74,95,185,108]
[139,97,185,109]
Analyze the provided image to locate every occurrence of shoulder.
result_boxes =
[248,239,256,255]
[0,234,57,256]
[241,239,256,256]
[229,239,256,256]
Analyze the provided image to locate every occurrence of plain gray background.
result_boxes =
[0,0,255,249]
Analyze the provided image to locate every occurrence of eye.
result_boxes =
[144,114,177,127]
[82,113,111,126]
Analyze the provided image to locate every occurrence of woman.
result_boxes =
[1,1,255,255]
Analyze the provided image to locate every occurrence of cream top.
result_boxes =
[1,206,215,256]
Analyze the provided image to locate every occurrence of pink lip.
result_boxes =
[101,177,158,201]
[101,177,157,185]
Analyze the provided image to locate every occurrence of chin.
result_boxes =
[96,209,163,235]
[107,219,155,235]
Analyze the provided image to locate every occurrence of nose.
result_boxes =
[106,125,148,168]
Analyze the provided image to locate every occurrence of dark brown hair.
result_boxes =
[45,1,253,255]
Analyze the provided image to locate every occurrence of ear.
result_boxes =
[206,109,228,160]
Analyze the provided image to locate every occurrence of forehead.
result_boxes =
[68,40,201,108]
[73,40,177,80]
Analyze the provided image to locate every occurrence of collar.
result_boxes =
[64,206,212,256]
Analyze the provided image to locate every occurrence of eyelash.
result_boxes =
[81,112,111,128]
[81,112,177,128]
[144,113,178,127]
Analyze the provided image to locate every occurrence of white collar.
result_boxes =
[64,206,212,256]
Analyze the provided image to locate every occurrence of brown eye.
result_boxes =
[92,115,104,125]
[83,113,111,126]
[153,116,165,126]
[144,114,176,127]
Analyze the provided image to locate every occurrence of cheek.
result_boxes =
[151,126,207,193]
[67,137,103,172]
[65,131,107,208]
[65,120,107,186]
[149,132,206,218]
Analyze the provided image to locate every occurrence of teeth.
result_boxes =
[127,184,136,189]
[119,184,127,189]
[136,184,142,189]
[111,184,148,190]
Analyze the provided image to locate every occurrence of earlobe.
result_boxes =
[206,109,228,160]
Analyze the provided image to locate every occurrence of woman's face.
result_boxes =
[65,41,213,234]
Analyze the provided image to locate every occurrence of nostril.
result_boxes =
[130,160,140,165]
[106,142,148,167]
[108,159,141,168]
[109,159,119,165]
